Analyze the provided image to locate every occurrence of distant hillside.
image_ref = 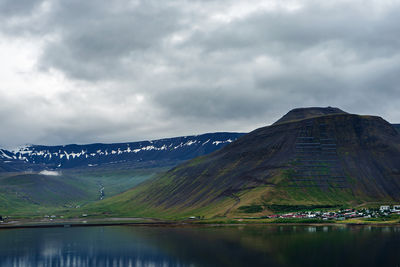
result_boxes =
[0,132,246,215]
[394,124,400,133]
[0,172,89,214]
[0,132,245,171]
[92,108,400,218]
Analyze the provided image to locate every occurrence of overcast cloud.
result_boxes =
[0,0,400,148]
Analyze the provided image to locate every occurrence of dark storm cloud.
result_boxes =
[188,5,400,60]
[0,0,43,16]
[37,0,182,80]
[0,0,400,147]
[154,2,400,122]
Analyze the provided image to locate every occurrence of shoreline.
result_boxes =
[1,218,399,230]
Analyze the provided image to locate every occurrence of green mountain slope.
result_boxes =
[0,165,170,216]
[0,173,89,214]
[89,108,400,218]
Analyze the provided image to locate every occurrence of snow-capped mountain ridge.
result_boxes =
[0,132,244,170]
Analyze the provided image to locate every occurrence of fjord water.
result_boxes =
[0,225,399,267]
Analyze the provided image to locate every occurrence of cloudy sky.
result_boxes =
[1,0,400,148]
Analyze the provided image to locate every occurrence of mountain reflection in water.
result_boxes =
[0,225,399,267]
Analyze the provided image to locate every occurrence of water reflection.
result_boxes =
[306,226,316,232]
[0,225,399,267]
[0,227,194,267]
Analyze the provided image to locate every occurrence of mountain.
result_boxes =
[394,124,400,133]
[92,107,400,218]
[274,107,347,125]
[0,132,244,171]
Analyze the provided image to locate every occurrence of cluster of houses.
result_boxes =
[42,215,67,221]
[379,205,400,212]
[266,205,400,220]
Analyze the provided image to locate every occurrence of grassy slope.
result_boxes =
[83,169,391,220]
[0,166,170,217]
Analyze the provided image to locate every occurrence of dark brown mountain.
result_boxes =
[273,107,347,124]
[91,108,400,218]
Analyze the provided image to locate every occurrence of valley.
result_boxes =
[1,108,400,223]
[0,132,243,216]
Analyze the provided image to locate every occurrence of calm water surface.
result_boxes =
[0,225,399,267]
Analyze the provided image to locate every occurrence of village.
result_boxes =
[1,205,400,225]
[265,205,400,220]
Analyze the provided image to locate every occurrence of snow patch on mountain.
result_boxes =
[0,149,13,160]
[212,139,233,145]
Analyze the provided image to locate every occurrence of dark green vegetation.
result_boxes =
[264,204,342,213]
[87,107,400,219]
[238,205,264,213]
[237,204,343,214]
[362,214,400,222]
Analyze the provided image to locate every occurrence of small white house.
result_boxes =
[390,205,400,212]
[380,206,390,211]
